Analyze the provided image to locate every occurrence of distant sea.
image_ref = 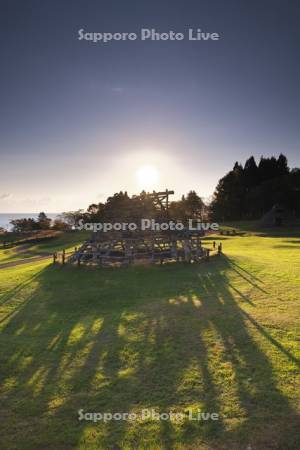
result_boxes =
[0,213,59,231]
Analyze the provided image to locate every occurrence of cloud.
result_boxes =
[0,193,12,200]
[111,87,124,93]
[39,197,52,204]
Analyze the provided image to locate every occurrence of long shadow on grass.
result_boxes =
[223,257,265,284]
[0,260,299,450]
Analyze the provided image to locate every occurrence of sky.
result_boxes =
[0,0,299,213]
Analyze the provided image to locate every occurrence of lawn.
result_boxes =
[0,231,90,264]
[0,229,299,449]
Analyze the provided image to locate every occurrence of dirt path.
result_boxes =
[14,244,32,253]
[0,254,52,270]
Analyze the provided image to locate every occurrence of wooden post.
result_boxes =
[184,238,191,263]
[77,255,81,267]
[62,249,65,265]
[53,252,57,264]
[171,240,177,260]
[150,239,155,263]
[196,238,202,261]
[125,240,133,264]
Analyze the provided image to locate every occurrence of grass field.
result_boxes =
[0,231,90,264]
[0,228,299,449]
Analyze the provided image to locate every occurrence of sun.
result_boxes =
[136,165,159,189]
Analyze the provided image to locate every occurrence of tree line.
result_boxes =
[8,191,207,233]
[209,154,300,220]
[79,154,300,223]
[9,212,70,233]
[7,154,299,232]
[72,190,207,225]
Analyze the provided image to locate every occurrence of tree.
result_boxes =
[103,192,132,221]
[210,167,246,220]
[86,203,106,222]
[277,153,289,176]
[60,210,84,228]
[10,218,37,232]
[243,156,259,189]
[184,191,206,219]
[37,212,51,229]
[52,219,71,231]
[209,154,298,221]
[169,191,206,221]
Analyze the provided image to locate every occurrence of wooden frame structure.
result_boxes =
[147,189,174,213]
[53,190,223,267]
[54,232,222,267]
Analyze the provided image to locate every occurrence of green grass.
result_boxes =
[0,231,89,264]
[0,229,299,449]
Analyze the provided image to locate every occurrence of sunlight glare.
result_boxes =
[136,165,159,189]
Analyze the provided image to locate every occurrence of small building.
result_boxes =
[261,204,285,227]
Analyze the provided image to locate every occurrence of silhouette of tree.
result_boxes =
[210,154,299,220]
